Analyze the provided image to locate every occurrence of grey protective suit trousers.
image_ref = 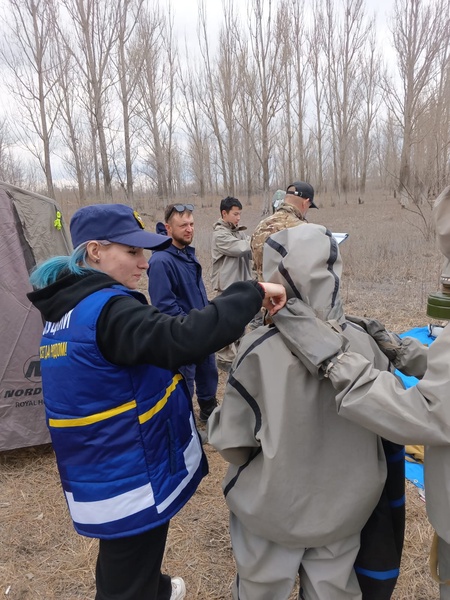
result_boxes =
[229,512,362,600]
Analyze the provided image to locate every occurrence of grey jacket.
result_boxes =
[208,223,389,549]
[211,219,253,292]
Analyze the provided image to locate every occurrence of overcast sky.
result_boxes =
[170,0,395,49]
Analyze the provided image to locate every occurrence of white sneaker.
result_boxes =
[170,576,186,600]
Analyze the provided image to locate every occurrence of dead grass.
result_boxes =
[0,190,444,598]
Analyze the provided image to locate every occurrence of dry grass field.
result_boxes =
[0,189,445,599]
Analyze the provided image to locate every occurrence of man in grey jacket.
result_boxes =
[211,196,253,371]
[208,223,403,600]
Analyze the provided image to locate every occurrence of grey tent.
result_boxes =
[0,181,72,451]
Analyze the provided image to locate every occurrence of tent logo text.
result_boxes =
[23,356,41,383]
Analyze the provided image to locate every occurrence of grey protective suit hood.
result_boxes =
[262,223,344,323]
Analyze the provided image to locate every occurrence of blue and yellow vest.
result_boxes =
[39,286,207,539]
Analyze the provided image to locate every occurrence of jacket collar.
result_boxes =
[163,242,198,260]
[217,218,247,232]
[278,202,307,221]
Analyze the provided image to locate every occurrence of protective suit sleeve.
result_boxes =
[326,326,450,445]
[345,314,428,377]
[393,336,428,378]
[272,298,348,376]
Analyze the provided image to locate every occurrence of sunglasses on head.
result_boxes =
[166,204,195,220]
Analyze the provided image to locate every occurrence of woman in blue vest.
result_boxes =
[27,203,286,600]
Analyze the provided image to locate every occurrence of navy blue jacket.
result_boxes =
[148,244,208,316]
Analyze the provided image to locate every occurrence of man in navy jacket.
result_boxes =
[148,204,218,422]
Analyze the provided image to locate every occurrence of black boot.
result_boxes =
[198,397,218,423]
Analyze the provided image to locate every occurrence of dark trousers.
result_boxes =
[355,440,405,600]
[180,353,218,406]
[95,522,172,600]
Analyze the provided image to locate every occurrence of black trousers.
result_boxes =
[355,440,405,600]
[95,521,172,600]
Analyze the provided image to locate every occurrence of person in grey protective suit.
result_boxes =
[270,186,450,600]
[208,223,405,600]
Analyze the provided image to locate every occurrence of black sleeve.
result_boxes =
[97,280,264,369]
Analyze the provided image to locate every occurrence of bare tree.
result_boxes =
[388,0,450,197]
[197,0,229,192]
[234,39,259,204]
[319,0,373,200]
[49,37,88,202]
[288,0,309,182]
[179,51,211,201]
[358,31,383,194]
[135,5,178,200]
[1,0,59,197]
[163,7,178,199]
[0,118,24,185]
[275,1,295,186]
[307,1,326,190]
[113,0,145,202]
[418,33,450,195]
[373,111,401,190]
[59,0,123,198]
[2,0,449,205]
[214,0,242,197]
[245,0,285,213]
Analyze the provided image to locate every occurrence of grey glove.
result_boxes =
[273,298,349,377]
[345,314,402,363]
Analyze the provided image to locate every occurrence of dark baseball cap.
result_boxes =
[286,181,318,209]
[70,203,172,250]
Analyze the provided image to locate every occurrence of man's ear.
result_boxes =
[165,222,172,236]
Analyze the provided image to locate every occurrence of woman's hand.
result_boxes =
[259,282,287,316]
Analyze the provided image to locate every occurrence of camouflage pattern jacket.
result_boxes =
[250,203,307,279]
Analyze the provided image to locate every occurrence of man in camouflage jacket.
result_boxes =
[251,180,318,280]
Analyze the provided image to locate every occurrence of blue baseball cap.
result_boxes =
[70,203,172,250]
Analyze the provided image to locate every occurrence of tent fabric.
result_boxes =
[0,181,72,451]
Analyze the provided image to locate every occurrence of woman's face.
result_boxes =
[95,243,148,289]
